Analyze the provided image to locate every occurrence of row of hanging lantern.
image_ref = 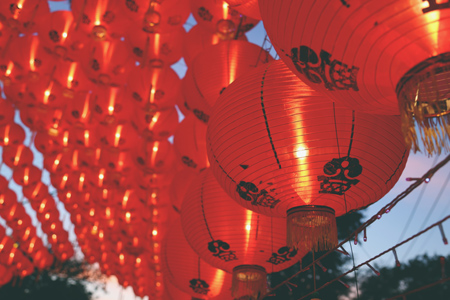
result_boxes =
[2,0,447,299]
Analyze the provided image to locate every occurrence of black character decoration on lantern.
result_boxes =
[189,278,210,295]
[267,246,298,265]
[318,156,362,195]
[208,240,238,262]
[286,45,359,91]
[236,181,280,208]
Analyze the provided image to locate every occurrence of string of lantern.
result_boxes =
[293,215,450,300]
[267,154,450,295]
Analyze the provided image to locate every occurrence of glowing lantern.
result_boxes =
[71,0,129,40]
[36,10,75,57]
[2,145,34,169]
[173,114,209,172]
[120,0,190,33]
[207,60,409,252]
[181,169,306,299]
[190,0,259,39]
[79,39,133,86]
[133,106,179,141]
[0,123,25,146]
[162,218,233,299]
[0,0,49,33]
[13,165,42,187]
[127,65,181,110]
[183,24,247,68]
[182,40,273,123]
[259,0,450,154]
[127,26,186,67]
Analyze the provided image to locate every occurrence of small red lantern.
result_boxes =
[173,114,209,172]
[127,65,181,110]
[190,0,259,39]
[13,165,42,187]
[79,39,133,86]
[120,0,190,33]
[0,123,25,146]
[207,60,409,252]
[0,0,49,33]
[127,26,186,67]
[36,10,75,57]
[2,145,34,169]
[133,106,179,141]
[183,24,247,68]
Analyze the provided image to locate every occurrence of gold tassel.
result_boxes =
[396,53,450,155]
[231,265,267,300]
[287,206,338,252]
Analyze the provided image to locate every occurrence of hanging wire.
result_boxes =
[397,155,439,243]
[294,215,450,300]
[265,154,450,296]
[405,168,450,257]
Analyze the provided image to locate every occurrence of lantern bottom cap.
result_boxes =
[396,52,450,155]
[286,205,338,252]
[232,265,267,300]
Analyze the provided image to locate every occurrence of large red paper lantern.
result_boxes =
[190,0,259,39]
[182,40,273,123]
[36,10,75,56]
[207,60,409,251]
[259,0,450,154]
[162,218,233,299]
[181,169,306,299]
[0,123,25,146]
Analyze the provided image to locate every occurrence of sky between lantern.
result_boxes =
[1,1,448,299]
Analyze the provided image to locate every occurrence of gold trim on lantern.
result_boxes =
[287,205,338,252]
[232,265,267,300]
[396,52,450,154]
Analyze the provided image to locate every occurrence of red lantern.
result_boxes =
[7,35,54,80]
[173,114,209,172]
[134,139,176,174]
[259,0,450,154]
[53,61,93,96]
[0,122,25,146]
[127,65,181,110]
[19,104,64,132]
[182,40,273,123]
[181,169,306,299]
[183,24,247,68]
[207,60,409,251]
[92,86,134,124]
[0,0,49,33]
[127,26,186,67]
[133,106,179,141]
[71,0,130,40]
[190,0,259,39]
[13,165,42,187]
[169,168,197,212]
[34,130,66,156]
[0,97,15,126]
[120,0,190,33]
[25,75,66,108]
[162,218,233,299]
[2,145,34,169]
[97,123,140,151]
[225,0,261,20]
[63,91,95,126]
[36,10,75,57]
[0,264,13,286]
[79,39,133,86]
